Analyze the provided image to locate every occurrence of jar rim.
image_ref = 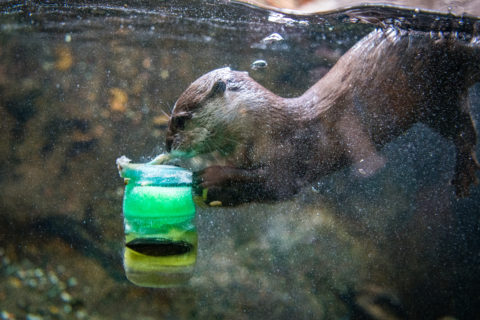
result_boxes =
[117,157,192,186]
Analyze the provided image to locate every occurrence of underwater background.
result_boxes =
[0,1,479,319]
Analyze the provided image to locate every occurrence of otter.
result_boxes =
[156,28,480,205]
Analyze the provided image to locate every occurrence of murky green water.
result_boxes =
[0,1,479,319]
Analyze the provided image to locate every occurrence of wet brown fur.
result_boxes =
[165,28,480,205]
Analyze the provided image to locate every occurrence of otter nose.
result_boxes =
[166,136,173,152]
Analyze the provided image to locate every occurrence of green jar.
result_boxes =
[117,157,197,287]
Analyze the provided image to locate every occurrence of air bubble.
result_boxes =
[251,60,268,70]
[261,33,283,45]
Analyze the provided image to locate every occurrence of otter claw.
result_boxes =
[148,153,172,165]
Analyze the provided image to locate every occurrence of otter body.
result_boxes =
[163,28,480,205]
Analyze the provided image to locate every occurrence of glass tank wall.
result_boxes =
[0,1,479,319]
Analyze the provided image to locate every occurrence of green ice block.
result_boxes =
[123,185,195,220]
[117,158,195,222]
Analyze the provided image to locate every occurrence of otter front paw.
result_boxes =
[352,153,386,178]
[452,153,480,197]
[194,166,262,206]
[196,166,241,188]
[192,166,238,206]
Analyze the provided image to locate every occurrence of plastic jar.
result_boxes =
[117,158,197,287]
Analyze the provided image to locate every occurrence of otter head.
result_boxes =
[165,67,257,158]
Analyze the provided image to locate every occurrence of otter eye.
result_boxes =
[171,113,191,130]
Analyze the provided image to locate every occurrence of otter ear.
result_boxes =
[207,80,226,99]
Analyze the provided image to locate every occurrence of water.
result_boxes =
[0,0,479,319]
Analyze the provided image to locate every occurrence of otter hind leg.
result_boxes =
[429,98,480,197]
[451,117,480,197]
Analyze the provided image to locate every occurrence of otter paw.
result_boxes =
[196,166,240,188]
[198,186,244,206]
[352,153,386,178]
